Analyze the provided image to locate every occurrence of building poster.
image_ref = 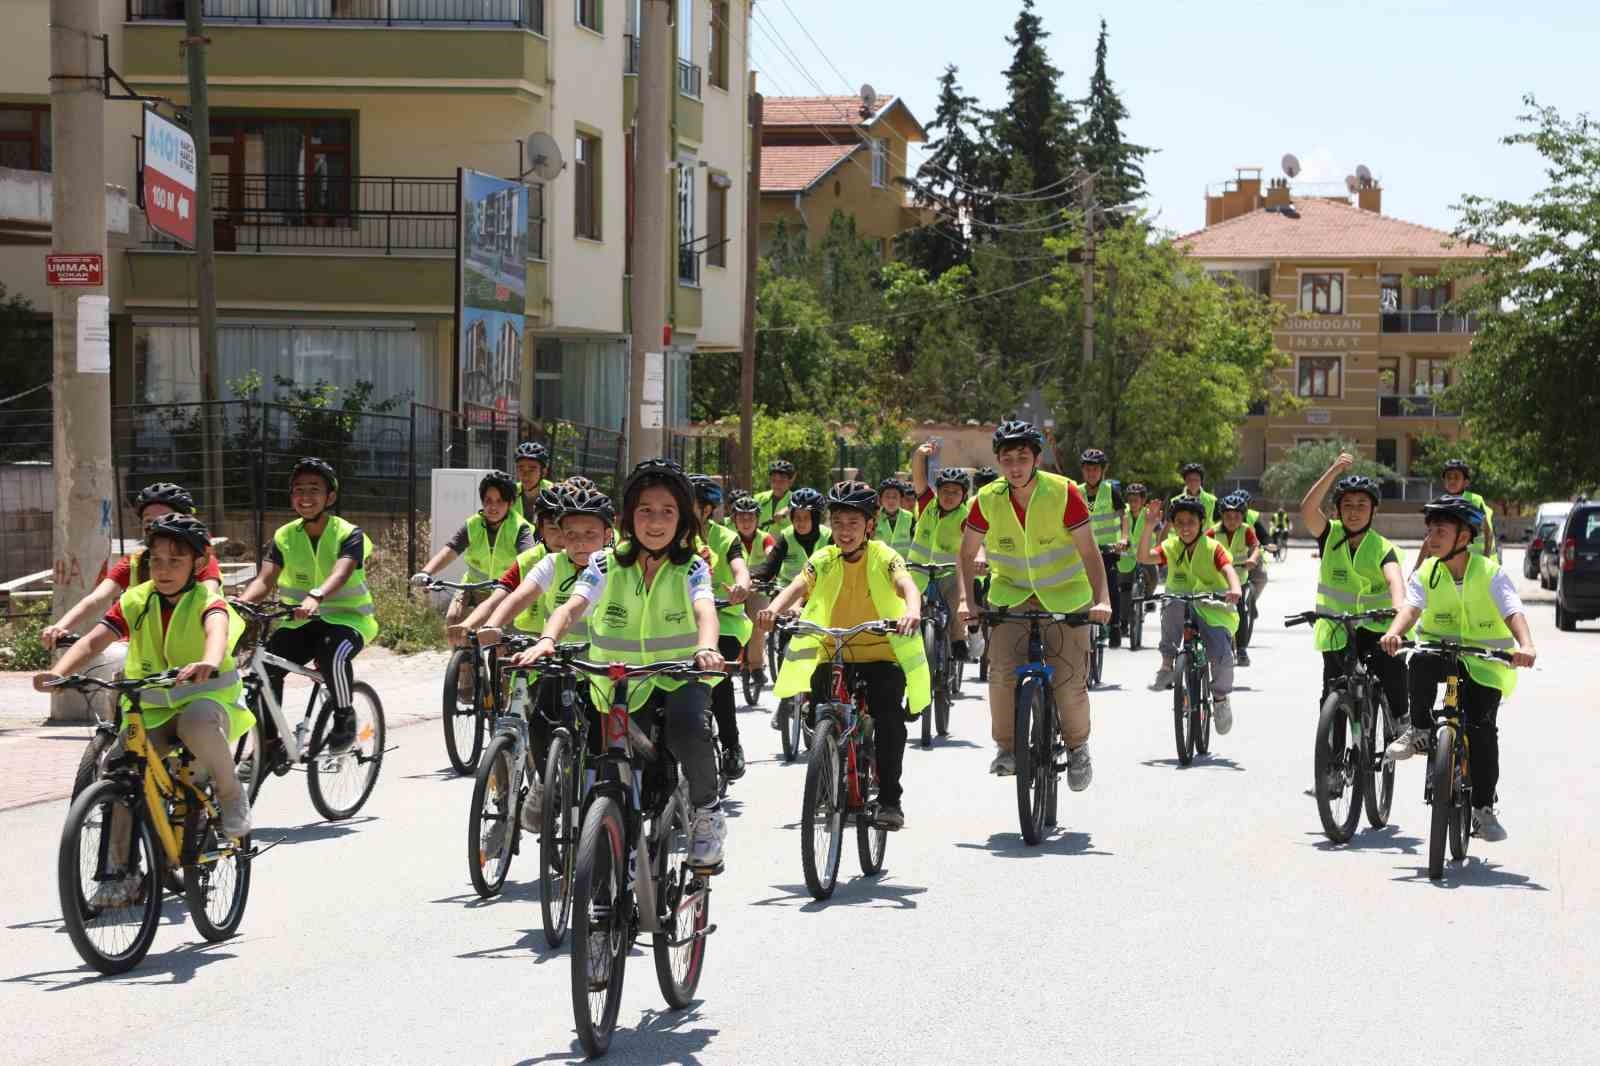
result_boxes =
[456,168,528,419]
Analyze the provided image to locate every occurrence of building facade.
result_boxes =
[1179,169,1490,495]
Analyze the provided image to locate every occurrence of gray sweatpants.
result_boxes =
[1158,603,1235,698]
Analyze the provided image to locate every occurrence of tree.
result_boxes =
[900,65,982,276]
[1260,439,1396,506]
[1440,97,1600,496]
[0,283,50,404]
[1078,20,1151,211]
[990,0,1078,199]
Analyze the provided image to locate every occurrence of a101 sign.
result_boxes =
[143,108,196,247]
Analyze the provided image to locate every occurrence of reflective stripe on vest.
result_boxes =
[1416,555,1518,694]
[1161,534,1237,634]
[703,523,754,644]
[274,514,378,640]
[875,508,915,555]
[585,547,708,712]
[463,512,530,583]
[1312,521,1397,651]
[977,473,1091,613]
[1083,480,1120,546]
[909,500,968,592]
[120,582,254,741]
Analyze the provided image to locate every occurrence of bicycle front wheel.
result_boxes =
[800,719,844,899]
[1313,692,1362,843]
[58,779,162,975]
[857,744,887,875]
[1427,725,1454,880]
[233,722,265,805]
[70,728,117,805]
[184,819,251,942]
[571,795,629,1057]
[540,731,578,945]
[1191,661,1211,757]
[468,733,517,899]
[1129,582,1146,652]
[1172,665,1194,767]
[922,622,941,750]
[741,666,763,708]
[308,680,386,821]
[1014,678,1048,845]
[1449,746,1471,862]
[1364,692,1396,829]
[652,790,709,1008]
[442,648,484,776]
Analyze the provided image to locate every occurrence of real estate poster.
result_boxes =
[456,169,528,418]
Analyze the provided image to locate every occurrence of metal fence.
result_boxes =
[127,0,542,27]
[834,437,906,488]
[666,431,733,483]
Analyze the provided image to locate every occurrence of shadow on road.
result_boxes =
[455,927,566,963]
[1392,858,1549,891]
[432,878,540,909]
[1306,826,1422,855]
[953,831,1112,859]
[1139,755,1246,772]
[514,1005,718,1065]
[4,936,242,990]
[256,815,378,845]
[401,766,468,782]
[907,738,982,750]
[750,876,926,911]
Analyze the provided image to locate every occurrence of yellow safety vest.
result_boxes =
[532,550,589,645]
[975,473,1092,613]
[874,507,916,557]
[1170,489,1218,528]
[1080,480,1122,547]
[584,546,711,713]
[121,581,253,741]
[274,514,378,642]
[462,512,533,583]
[1416,555,1517,694]
[907,498,969,593]
[778,524,831,585]
[701,522,754,645]
[1160,533,1238,634]
[512,543,550,634]
[1313,520,1398,650]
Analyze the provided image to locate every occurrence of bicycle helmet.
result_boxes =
[877,476,904,495]
[290,456,338,493]
[534,486,566,520]
[826,479,879,518]
[1169,495,1207,521]
[559,486,615,527]
[133,481,196,517]
[1440,458,1472,480]
[1333,475,1382,508]
[1180,461,1204,478]
[992,419,1045,455]
[515,441,551,465]
[934,467,971,493]
[618,458,698,559]
[788,487,826,519]
[1219,493,1248,516]
[1421,494,1483,533]
[768,459,796,476]
[972,466,1000,489]
[562,475,597,494]
[1124,482,1149,499]
[478,469,518,503]
[688,474,723,506]
[1236,488,1255,504]
[731,494,761,516]
[144,512,212,555]
[1080,448,1108,465]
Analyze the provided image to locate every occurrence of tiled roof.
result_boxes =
[763,94,894,128]
[1177,199,1489,260]
[760,143,859,193]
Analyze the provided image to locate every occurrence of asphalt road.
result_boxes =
[3,548,1597,1065]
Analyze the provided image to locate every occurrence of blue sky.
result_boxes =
[747,0,1597,236]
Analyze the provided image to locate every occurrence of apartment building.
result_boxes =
[1179,168,1490,492]
[0,0,750,438]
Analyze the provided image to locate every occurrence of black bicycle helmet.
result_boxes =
[768,459,796,476]
[788,486,826,519]
[1169,495,1207,521]
[1180,461,1204,478]
[934,467,971,493]
[688,474,723,506]
[559,486,615,527]
[478,469,517,503]
[993,419,1045,455]
[618,459,698,556]
[1080,448,1108,465]
[878,476,905,494]
[827,480,880,518]
[515,441,550,465]
[1333,475,1382,508]
[731,494,761,516]
[1421,494,1483,533]
[144,512,211,555]
[562,475,597,494]
[1219,492,1248,515]
[133,481,196,517]
[1124,482,1149,498]
[534,486,566,520]
[972,466,999,489]
[290,456,338,492]
[1441,458,1472,479]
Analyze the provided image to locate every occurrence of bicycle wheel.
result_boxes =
[652,790,708,1008]
[571,795,629,1057]
[541,731,578,945]
[1364,692,1396,829]
[442,648,484,776]
[184,818,251,942]
[1448,749,1471,862]
[1313,692,1362,843]
[70,727,117,805]
[1014,678,1047,845]
[1192,661,1211,757]
[1235,586,1256,649]
[1172,665,1194,767]
[1129,580,1146,652]
[308,680,386,821]
[1043,697,1061,829]
[798,695,816,753]
[800,719,845,899]
[936,664,954,736]
[58,779,162,975]
[778,698,800,764]
[857,742,887,874]
[948,648,964,703]
[1427,725,1454,880]
[1088,630,1104,689]
[741,666,763,708]
[922,621,941,750]
[468,733,518,899]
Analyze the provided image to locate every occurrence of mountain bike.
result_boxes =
[979,607,1092,846]
[567,659,725,1057]
[908,562,960,747]
[769,612,815,764]
[781,618,902,899]
[1286,608,1398,843]
[423,576,503,775]
[1122,565,1154,652]
[50,672,256,974]
[229,601,387,821]
[1233,570,1257,652]
[1268,528,1289,563]
[1163,594,1231,767]
[740,579,781,707]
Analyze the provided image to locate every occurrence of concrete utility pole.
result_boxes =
[737,87,762,489]
[627,0,672,465]
[1078,170,1097,449]
[185,0,223,529]
[48,0,113,722]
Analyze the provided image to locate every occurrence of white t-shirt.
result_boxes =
[1404,566,1523,618]
[569,553,713,619]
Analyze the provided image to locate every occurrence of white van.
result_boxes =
[1535,500,1574,536]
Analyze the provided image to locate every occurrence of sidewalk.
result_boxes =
[0,647,452,812]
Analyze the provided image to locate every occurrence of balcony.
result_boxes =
[625,33,640,74]
[126,0,544,29]
[1378,394,1457,418]
[677,58,702,98]
[1380,310,1479,335]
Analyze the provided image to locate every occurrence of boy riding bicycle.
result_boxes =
[411,469,536,628]
[1075,448,1129,647]
[1209,493,1262,667]
[910,465,975,662]
[689,474,754,782]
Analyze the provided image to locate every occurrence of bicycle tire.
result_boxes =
[308,680,386,821]
[857,734,887,874]
[1172,664,1194,767]
[1088,630,1104,689]
[1043,695,1061,828]
[1427,725,1454,879]
[1449,749,1470,862]
[1192,660,1211,757]
[1014,678,1047,845]
[70,728,116,805]
[58,779,162,975]
[936,662,954,736]
[468,733,518,899]
[1235,586,1255,650]
[184,821,251,942]
[571,795,629,1056]
[800,719,844,899]
[442,648,484,776]
[1129,580,1146,652]
[653,791,708,1007]
[922,621,941,750]
[741,667,763,708]
[779,698,799,764]
[948,647,964,703]
[540,730,578,945]
[1313,691,1362,843]
[1364,692,1396,829]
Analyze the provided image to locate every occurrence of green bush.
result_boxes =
[368,519,448,655]
[0,601,53,672]
[1260,439,1396,506]
[751,409,836,491]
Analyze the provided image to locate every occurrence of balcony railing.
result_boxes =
[1378,394,1457,418]
[624,33,640,74]
[677,58,701,97]
[127,0,544,30]
[1379,309,1479,334]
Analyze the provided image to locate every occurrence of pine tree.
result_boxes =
[991,0,1078,201]
[900,65,981,276]
[1079,19,1151,211]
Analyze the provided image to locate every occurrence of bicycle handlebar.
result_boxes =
[906,562,958,576]
[419,576,501,593]
[1158,593,1234,607]
[778,618,899,641]
[45,670,183,694]
[976,607,1093,627]
[514,655,726,683]
[1284,608,1396,628]
[1397,640,1519,666]
[229,599,298,623]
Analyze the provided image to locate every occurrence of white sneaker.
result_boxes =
[688,805,726,869]
[989,750,1016,776]
[88,873,142,911]
[520,778,544,832]
[1066,745,1092,792]
[1473,806,1508,842]
[220,795,253,839]
[1213,696,1234,735]
[1150,666,1174,691]
[1386,724,1428,762]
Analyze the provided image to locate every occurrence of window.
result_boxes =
[677,0,692,61]
[870,137,888,187]
[575,132,601,240]
[1413,357,1451,396]
[1209,267,1271,296]
[1298,272,1343,314]
[1378,357,1400,396]
[708,0,729,89]
[1379,274,1402,313]
[1411,275,1450,311]
[677,161,698,283]
[209,113,353,219]
[706,177,728,268]
[1298,356,1341,398]
[1376,438,1397,471]
[0,105,50,171]
[577,0,600,32]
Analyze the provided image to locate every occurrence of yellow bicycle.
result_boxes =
[51,672,255,974]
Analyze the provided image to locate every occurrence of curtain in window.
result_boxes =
[557,338,627,430]
[665,349,689,427]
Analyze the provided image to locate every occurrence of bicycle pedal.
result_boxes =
[687,861,725,876]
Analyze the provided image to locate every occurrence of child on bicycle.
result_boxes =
[730,494,775,683]
[760,480,926,829]
[1138,495,1241,733]
[874,477,916,558]
[1116,483,1159,639]
[689,474,753,782]
[411,469,535,627]
[36,514,254,904]
[753,458,796,530]
[511,459,728,869]
[909,467,974,661]
[238,457,375,755]
[1378,495,1536,841]
[510,441,556,524]
[1209,493,1262,667]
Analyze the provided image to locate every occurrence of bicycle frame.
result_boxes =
[240,643,335,765]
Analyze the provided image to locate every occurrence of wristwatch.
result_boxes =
[307,586,326,600]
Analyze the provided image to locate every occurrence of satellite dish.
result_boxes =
[1281,153,1301,179]
[1344,175,1360,194]
[521,131,565,182]
[859,83,878,112]
[1356,163,1374,185]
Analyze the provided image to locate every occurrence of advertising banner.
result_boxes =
[457,168,528,419]
[143,109,197,247]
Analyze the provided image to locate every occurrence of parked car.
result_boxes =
[1555,500,1600,631]
[1539,523,1563,590]
[1525,520,1558,579]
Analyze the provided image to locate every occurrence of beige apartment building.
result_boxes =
[0,0,751,436]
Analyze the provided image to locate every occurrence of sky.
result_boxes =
[746,0,1599,237]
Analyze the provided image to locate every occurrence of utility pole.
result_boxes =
[185,1,223,529]
[737,86,762,488]
[1078,170,1097,450]
[627,0,672,465]
[48,0,113,722]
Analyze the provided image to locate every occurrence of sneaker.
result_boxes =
[750,669,767,687]
[324,708,358,754]
[1150,666,1174,691]
[1473,806,1508,842]
[989,750,1016,776]
[88,872,142,911]
[688,805,727,869]
[1213,696,1234,735]
[220,794,253,839]
[722,745,747,781]
[1109,628,1122,649]
[875,805,905,830]
[966,627,986,663]
[1066,745,1093,792]
[951,639,970,662]
[520,778,544,832]
[1235,649,1251,668]
[1386,723,1428,762]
